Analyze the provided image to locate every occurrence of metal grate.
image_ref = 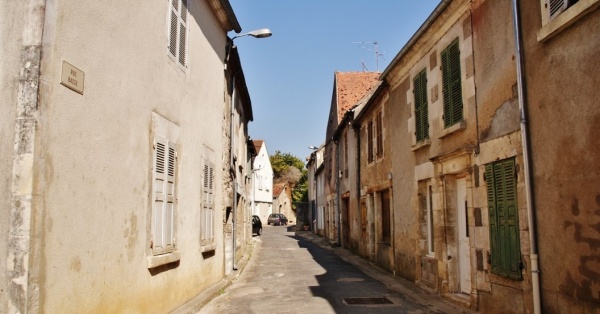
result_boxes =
[343,297,393,305]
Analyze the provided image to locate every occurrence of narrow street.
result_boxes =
[198,225,474,314]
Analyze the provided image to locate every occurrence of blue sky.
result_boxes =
[228,1,441,162]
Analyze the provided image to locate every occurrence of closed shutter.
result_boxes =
[152,136,177,254]
[376,112,383,157]
[367,121,374,163]
[486,159,522,280]
[168,0,188,68]
[201,161,214,242]
[549,0,568,19]
[413,69,429,141]
[441,39,463,128]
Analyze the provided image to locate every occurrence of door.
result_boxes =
[457,179,471,294]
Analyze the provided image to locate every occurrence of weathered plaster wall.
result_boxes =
[520,1,600,311]
[1,2,33,312]
[9,0,231,312]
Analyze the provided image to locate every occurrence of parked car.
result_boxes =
[267,213,288,226]
[252,215,262,236]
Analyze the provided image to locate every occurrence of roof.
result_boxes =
[334,72,381,122]
[253,140,264,153]
[206,0,242,33]
[273,183,286,197]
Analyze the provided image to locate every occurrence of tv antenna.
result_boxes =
[352,41,386,72]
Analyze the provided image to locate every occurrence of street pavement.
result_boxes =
[197,225,475,314]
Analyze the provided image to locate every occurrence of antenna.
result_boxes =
[352,41,386,72]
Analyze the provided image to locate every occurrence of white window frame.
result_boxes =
[148,113,181,268]
[167,0,189,70]
[538,0,600,42]
[200,159,216,252]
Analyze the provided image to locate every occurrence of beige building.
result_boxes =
[323,72,380,245]
[1,0,260,312]
[518,0,600,312]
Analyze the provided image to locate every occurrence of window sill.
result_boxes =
[147,250,181,269]
[538,0,600,42]
[438,120,466,139]
[412,139,431,151]
[200,243,216,253]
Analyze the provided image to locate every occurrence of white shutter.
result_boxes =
[201,161,214,242]
[167,0,188,68]
[549,0,568,20]
[152,136,177,254]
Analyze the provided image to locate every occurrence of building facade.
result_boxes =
[251,140,274,223]
[1,0,259,312]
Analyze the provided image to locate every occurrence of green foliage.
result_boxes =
[270,151,308,204]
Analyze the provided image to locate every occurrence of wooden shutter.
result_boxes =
[486,159,522,280]
[152,136,177,254]
[367,121,374,163]
[413,69,429,141]
[376,112,383,157]
[549,0,568,19]
[201,161,214,242]
[168,0,188,67]
[441,39,463,128]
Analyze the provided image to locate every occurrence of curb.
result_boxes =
[170,239,259,314]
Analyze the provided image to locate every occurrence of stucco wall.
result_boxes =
[0,2,31,311]
[10,0,230,312]
[520,1,600,311]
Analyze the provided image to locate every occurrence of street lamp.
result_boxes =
[308,146,319,150]
[226,28,271,271]
[232,28,272,40]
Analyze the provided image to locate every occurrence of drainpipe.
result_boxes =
[335,138,341,246]
[230,73,238,271]
[511,1,541,313]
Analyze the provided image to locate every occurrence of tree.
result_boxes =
[270,151,308,204]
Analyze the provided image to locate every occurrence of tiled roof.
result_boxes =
[273,183,286,197]
[253,139,264,153]
[335,72,380,122]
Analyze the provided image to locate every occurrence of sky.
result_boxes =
[228,1,441,162]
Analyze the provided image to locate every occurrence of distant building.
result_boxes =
[251,140,274,223]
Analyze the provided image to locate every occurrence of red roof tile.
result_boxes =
[335,72,380,121]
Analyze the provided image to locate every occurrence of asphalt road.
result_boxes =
[198,225,473,314]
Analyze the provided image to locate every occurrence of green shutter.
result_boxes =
[486,159,522,280]
[413,69,429,142]
[441,38,463,128]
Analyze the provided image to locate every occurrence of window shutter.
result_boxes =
[549,0,569,19]
[367,121,373,163]
[376,112,383,157]
[168,0,188,67]
[486,159,522,280]
[201,161,214,242]
[414,69,429,141]
[441,39,463,128]
[152,136,177,254]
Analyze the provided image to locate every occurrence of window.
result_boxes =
[151,137,177,255]
[168,0,188,68]
[376,111,383,158]
[537,0,596,42]
[367,121,374,163]
[344,134,348,178]
[200,160,215,248]
[413,69,429,142]
[485,158,522,280]
[441,38,463,128]
[380,189,391,244]
[549,0,579,20]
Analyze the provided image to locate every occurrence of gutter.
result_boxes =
[381,0,451,79]
[511,1,541,313]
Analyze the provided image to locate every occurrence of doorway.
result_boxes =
[457,179,471,294]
